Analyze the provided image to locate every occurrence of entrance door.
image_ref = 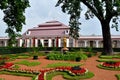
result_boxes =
[44,40,48,47]
[90,41,93,47]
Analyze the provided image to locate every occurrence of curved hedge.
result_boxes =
[46,71,94,80]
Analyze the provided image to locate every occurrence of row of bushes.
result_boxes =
[46,52,88,61]
[0,47,120,54]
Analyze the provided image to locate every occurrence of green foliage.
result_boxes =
[46,71,94,80]
[56,0,81,39]
[0,47,36,54]
[33,55,38,60]
[0,53,32,62]
[0,60,5,65]
[0,70,37,80]
[97,59,120,62]
[15,60,40,66]
[46,62,82,68]
[75,57,81,62]
[46,51,87,61]
[17,55,29,59]
[0,78,5,80]
[0,0,30,46]
[1,47,119,55]
[116,74,120,80]
[12,65,20,69]
[99,55,120,59]
[0,55,9,65]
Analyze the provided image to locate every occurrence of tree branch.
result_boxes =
[93,0,104,19]
[81,0,102,20]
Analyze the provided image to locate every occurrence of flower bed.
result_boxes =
[0,63,13,69]
[38,66,88,80]
[0,62,90,80]
[102,62,120,68]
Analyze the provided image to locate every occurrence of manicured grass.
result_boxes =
[0,53,31,61]
[116,74,120,80]
[0,78,5,80]
[12,65,20,69]
[97,59,120,62]
[17,56,30,59]
[15,60,40,66]
[46,62,83,68]
[97,64,120,71]
[0,70,38,80]
[99,55,120,59]
[45,71,94,80]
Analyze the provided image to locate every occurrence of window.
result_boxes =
[65,30,69,34]
[26,31,31,35]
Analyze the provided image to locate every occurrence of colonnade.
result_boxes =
[19,37,70,47]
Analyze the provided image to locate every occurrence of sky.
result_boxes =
[0,0,120,37]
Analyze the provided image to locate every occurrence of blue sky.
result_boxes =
[0,0,120,36]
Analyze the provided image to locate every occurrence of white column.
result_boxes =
[58,38,61,47]
[48,39,52,47]
[66,38,69,47]
[84,40,87,47]
[35,39,38,47]
[19,39,23,47]
[40,39,44,47]
[27,39,30,47]
[95,40,99,48]
[4,40,7,47]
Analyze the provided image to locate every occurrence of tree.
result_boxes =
[0,0,30,46]
[56,0,120,55]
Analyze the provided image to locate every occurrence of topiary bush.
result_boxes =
[76,57,81,62]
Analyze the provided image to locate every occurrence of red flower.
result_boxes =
[102,62,120,68]
[38,66,88,80]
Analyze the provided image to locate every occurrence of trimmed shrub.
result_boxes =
[46,51,87,61]
[75,57,81,62]
[33,55,38,60]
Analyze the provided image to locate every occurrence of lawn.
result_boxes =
[46,62,83,68]
[0,70,38,80]
[0,78,4,80]
[116,74,120,80]
[46,71,94,80]
[15,60,41,66]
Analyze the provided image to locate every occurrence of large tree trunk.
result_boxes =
[100,20,113,55]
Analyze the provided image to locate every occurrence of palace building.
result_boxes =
[19,21,71,47]
[0,20,120,48]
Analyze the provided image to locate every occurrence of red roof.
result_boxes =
[22,21,70,38]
